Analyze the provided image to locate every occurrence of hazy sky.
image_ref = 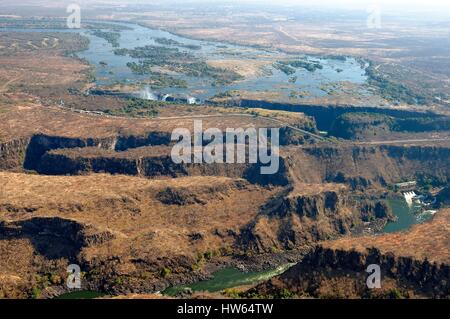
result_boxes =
[163,0,450,13]
[220,0,450,7]
[51,0,450,9]
[218,0,450,11]
[3,0,450,16]
[6,0,450,10]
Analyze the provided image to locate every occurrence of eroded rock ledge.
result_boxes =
[238,184,393,252]
[249,246,449,298]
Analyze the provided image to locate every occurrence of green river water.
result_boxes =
[163,263,294,296]
[383,198,433,233]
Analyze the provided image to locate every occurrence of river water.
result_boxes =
[1,21,368,102]
[81,23,368,101]
[383,198,434,233]
[163,263,294,296]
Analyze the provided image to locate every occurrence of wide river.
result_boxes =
[2,21,368,102]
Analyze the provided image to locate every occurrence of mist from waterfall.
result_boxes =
[140,86,158,101]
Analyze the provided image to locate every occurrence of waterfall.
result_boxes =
[138,87,198,104]
[403,191,416,206]
[187,97,197,104]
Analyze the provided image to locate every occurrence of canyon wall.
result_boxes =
[250,246,449,298]
[329,113,450,140]
[238,186,392,252]
[286,145,450,186]
[0,137,30,170]
[239,99,446,131]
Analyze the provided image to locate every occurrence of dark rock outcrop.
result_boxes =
[250,246,449,298]
[359,200,394,222]
[329,112,450,140]
[0,131,172,171]
[35,149,290,186]
[329,113,394,140]
[23,134,118,170]
[436,187,450,208]
[238,99,447,131]
[0,217,115,261]
[114,132,172,151]
[292,145,450,186]
[239,186,398,253]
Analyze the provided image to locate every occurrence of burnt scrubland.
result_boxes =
[0,10,449,300]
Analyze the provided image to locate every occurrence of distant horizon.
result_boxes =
[1,0,449,20]
[3,0,450,10]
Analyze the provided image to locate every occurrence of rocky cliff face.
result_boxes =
[1,130,294,186]
[34,146,291,186]
[114,132,172,151]
[0,217,115,261]
[0,137,31,170]
[238,186,392,252]
[1,131,173,171]
[3,131,448,190]
[37,152,142,176]
[359,200,394,222]
[239,99,447,131]
[23,134,118,170]
[329,113,395,140]
[250,246,449,298]
[27,141,450,190]
[287,144,450,186]
[37,153,290,186]
[329,112,450,140]
[436,187,450,207]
